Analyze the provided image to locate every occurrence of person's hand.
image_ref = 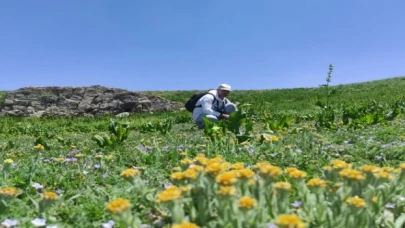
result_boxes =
[221,114,229,119]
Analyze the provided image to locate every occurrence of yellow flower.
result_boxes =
[346,196,366,208]
[189,165,204,172]
[323,166,333,171]
[264,135,279,142]
[95,154,103,159]
[74,153,84,158]
[221,162,231,171]
[205,163,225,176]
[248,179,256,186]
[360,165,380,173]
[179,152,187,157]
[120,168,140,178]
[238,196,257,209]
[172,167,181,172]
[330,159,350,170]
[231,162,245,170]
[171,222,200,228]
[180,186,193,192]
[34,144,44,150]
[183,169,198,180]
[217,186,237,196]
[372,196,378,203]
[216,171,238,185]
[4,159,13,164]
[106,198,132,214]
[285,167,298,173]
[254,162,283,179]
[235,169,255,179]
[275,214,305,228]
[55,157,64,162]
[339,169,365,181]
[288,170,307,179]
[400,163,405,170]
[0,187,20,197]
[156,186,182,203]
[274,182,292,191]
[382,167,395,173]
[373,170,393,180]
[206,156,224,165]
[180,159,194,166]
[42,192,58,200]
[306,178,327,187]
[170,172,185,181]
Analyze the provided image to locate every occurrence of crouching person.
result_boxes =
[192,84,237,129]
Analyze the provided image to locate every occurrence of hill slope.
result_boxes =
[143,76,405,114]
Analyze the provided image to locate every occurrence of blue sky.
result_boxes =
[1,0,404,91]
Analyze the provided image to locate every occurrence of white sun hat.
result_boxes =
[218,84,232,91]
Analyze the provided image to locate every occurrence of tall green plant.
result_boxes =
[315,64,338,129]
[92,118,130,148]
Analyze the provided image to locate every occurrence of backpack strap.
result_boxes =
[195,93,216,108]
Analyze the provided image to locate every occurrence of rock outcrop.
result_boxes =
[0,85,183,117]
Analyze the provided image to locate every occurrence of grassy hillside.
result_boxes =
[1,76,405,227]
[143,76,405,114]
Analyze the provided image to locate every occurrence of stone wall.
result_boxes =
[0,85,183,117]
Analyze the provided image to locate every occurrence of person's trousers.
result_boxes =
[195,103,237,129]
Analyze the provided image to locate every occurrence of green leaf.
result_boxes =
[395,214,405,228]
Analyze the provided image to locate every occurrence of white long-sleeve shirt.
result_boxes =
[192,89,228,121]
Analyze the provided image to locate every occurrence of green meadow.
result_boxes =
[1,75,405,227]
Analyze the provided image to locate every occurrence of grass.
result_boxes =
[1,76,405,227]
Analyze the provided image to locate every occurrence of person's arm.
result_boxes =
[199,95,221,117]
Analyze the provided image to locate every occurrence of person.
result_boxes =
[192,84,237,129]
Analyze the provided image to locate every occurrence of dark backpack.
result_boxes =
[184,92,216,112]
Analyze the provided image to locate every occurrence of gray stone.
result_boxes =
[116,112,130,118]
[0,85,182,117]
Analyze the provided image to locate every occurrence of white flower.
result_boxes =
[102,220,115,228]
[32,183,44,190]
[46,226,58,228]
[31,218,46,227]
[1,219,18,227]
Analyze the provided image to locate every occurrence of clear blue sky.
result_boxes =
[1,0,404,91]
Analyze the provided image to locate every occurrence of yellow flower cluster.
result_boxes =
[42,192,58,200]
[4,159,13,164]
[285,167,307,179]
[33,144,45,150]
[0,187,20,197]
[306,178,327,187]
[274,182,292,191]
[217,186,237,196]
[231,162,245,170]
[275,214,305,228]
[120,168,140,178]
[170,167,200,182]
[330,159,350,170]
[339,168,365,181]
[171,222,200,228]
[105,198,132,214]
[74,153,84,158]
[254,162,283,179]
[346,196,366,208]
[156,186,182,203]
[238,196,257,209]
[216,171,238,185]
[233,169,255,179]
